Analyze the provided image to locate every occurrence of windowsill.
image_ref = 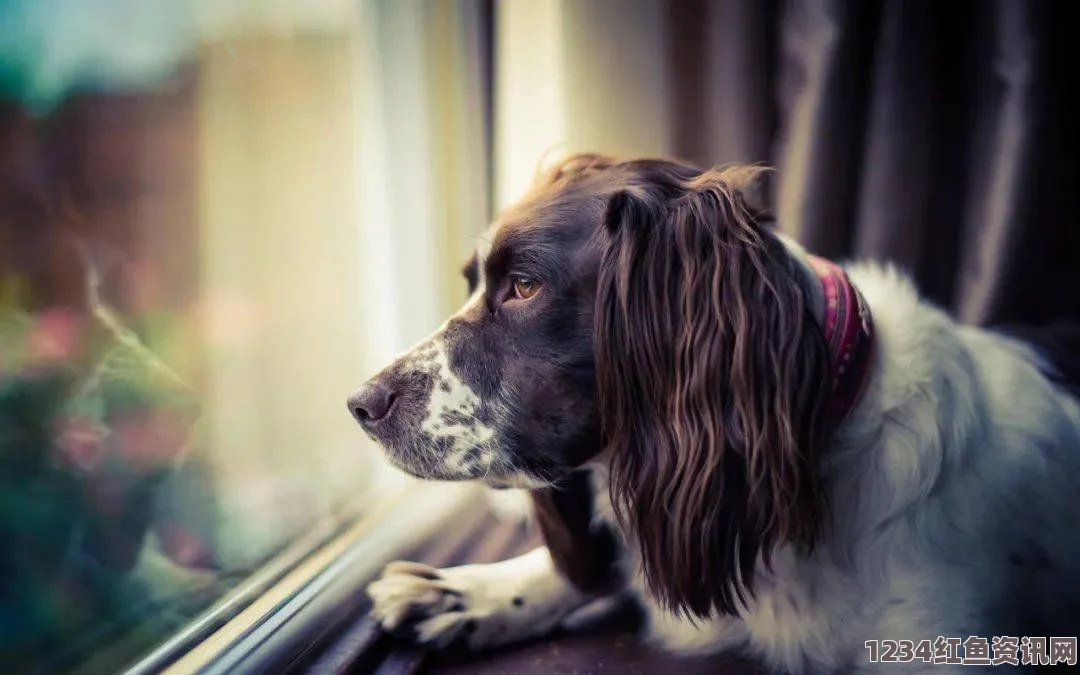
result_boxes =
[118,479,768,675]
[296,493,766,675]
[121,480,484,674]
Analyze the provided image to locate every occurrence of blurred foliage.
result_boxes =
[0,271,207,669]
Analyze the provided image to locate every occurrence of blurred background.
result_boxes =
[0,0,1075,672]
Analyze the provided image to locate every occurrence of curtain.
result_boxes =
[496,0,1078,327]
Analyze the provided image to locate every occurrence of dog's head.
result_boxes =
[348,154,834,618]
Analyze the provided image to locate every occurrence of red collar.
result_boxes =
[806,255,875,428]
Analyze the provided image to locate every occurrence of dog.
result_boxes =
[350,154,1080,672]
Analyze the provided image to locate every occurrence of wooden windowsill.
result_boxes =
[305,496,766,675]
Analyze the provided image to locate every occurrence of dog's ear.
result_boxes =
[595,164,832,619]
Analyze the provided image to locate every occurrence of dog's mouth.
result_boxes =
[369,424,555,491]
[483,475,527,489]
[382,444,493,482]
[349,358,514,483]
[365,423,490,480]
[384,453,464,481]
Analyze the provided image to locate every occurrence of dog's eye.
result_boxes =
[512,276,540,300]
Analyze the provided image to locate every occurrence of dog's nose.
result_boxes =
[348,381,396,424]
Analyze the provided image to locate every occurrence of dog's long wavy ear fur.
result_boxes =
[596,163,833,619]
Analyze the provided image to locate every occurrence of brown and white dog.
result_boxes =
[350,154,1080,672]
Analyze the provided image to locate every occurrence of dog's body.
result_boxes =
[352,155,1080,672]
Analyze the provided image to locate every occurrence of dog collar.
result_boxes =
[806,255,875,428]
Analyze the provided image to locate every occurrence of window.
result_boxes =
[1,1,491,672]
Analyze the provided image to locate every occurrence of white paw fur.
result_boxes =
[366,548,589,651]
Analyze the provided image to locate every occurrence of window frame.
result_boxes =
[122,482,482,674]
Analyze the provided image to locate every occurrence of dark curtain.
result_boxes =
[566,0,1078,328]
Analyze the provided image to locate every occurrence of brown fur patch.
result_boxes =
[594,161,832,619]
[530,470,621,594]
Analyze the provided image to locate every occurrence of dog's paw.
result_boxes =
[366,561,499,650]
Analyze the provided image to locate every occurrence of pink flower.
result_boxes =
[157,523,212,569]
[113,409,194,471]
[28,307,84,363]
[55,416,108,472]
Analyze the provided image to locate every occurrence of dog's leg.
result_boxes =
[368,470,624,650]
[367,546,594,649]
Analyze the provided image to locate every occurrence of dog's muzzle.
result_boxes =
[347,380,397,426]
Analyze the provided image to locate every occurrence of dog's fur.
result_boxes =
[352,154,1080,672]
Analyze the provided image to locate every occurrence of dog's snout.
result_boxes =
[348,381,397,425]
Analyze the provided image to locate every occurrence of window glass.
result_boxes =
[0,1,489,672]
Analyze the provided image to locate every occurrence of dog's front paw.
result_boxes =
[366,561,493,650]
